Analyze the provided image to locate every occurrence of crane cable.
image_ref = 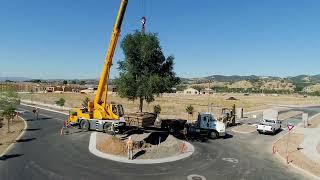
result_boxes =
[140,0,147,34]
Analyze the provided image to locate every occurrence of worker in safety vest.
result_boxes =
[126,137,134,160]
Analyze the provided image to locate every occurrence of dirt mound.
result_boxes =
[96,132,184,159]
[96,134,127,156]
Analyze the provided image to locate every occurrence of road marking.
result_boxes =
[222,157,239,164]
[187,174,206,180]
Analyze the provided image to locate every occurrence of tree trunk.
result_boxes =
[139,97,143,112]
[7,118,10,133]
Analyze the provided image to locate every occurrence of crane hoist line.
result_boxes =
[68,0,128,133]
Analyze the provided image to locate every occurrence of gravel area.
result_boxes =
[275,133,320,177]
[0,117,25,155]
[96,132,184,159]
[232,124,256,133]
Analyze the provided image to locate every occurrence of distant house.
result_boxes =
[200,88,214,95]
[184,88,199,95]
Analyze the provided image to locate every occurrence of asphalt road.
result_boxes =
[0,105,312,180]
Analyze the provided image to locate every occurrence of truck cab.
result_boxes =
[187,112,226,139]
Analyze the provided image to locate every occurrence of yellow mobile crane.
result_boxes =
[68,0,128,133]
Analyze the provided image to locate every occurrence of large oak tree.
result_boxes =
[115,31,180,112]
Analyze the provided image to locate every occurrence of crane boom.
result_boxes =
[94,0,128,107]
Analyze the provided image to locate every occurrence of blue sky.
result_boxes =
[0,0,319,79]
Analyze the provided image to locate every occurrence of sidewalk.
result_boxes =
[297,127,320,163]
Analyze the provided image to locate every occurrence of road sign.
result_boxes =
[287,124,294,131]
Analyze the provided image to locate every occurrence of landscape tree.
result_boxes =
[0,90,20,132]
[153,104,161,117]
[185,105,194,120]
[191,85,203,92]
[55,98,66,107]
[82,97,90,108]
[115,31,180,112]
[63,80,68,85]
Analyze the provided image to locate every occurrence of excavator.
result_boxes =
[68,0,128,133]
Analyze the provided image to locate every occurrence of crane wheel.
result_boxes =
[103,123,114,135]
[80,120,90,131]
[208,130,219,139]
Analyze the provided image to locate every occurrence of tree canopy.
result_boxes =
[115,31,180,112]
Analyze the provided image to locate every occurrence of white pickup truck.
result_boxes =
[257,110,282,135]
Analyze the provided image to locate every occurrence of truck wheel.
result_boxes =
[80,120,90,131]
[103,123,113,134]
[209,131,219,139]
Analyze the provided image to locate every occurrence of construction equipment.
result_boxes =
[219,104,236,127]
[68,0,128,133]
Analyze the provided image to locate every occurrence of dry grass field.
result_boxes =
[20,93,320,120]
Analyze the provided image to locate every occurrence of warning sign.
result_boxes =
[287,124,294,131]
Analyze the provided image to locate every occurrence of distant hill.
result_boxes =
[0,77,31,82]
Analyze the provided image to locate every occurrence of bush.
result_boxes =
[153,105,161,116]
[55,98,66,107]
[185,105,194,116]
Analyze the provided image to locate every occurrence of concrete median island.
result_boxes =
[89,132,194,164]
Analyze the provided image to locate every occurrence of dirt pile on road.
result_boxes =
[96,132,184,159]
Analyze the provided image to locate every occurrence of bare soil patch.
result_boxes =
[278,111,303,121]
[96,132,184,159]
[232,124,256,133]
[275,133,320,177]
[309,114,320,128]
[0,117,25,155]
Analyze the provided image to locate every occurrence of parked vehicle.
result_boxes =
[257,110,282,135]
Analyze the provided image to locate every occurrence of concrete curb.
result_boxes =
[272,125,320,179]
[88,132,194,164]
[273,149,320,180]
[21,103,69,115]
[0,116,28,157]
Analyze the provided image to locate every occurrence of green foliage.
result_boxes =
[0,90,20,131]
[0,90,20,111]
[63,80,68,85]
[185,105,194,115]
[191,85,203,92]
[82,97,90,108]
[80,81,86,85]
[55,98,66,107]
[176,84,187,91]
[115,31,180,112]
[2,106,16,121]
[153,104,161,115]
